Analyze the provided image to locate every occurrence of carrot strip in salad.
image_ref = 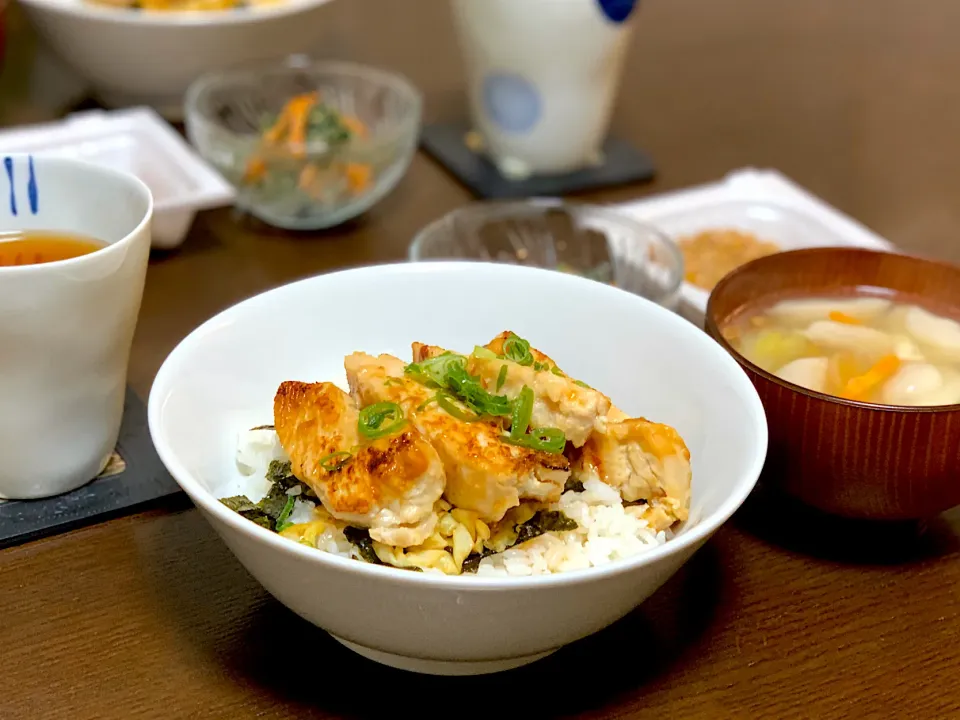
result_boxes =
[284,92,320,158]
[341,115,368,139]
[345,163,372,194]
[298,163,320,190]
[242,157,267,184]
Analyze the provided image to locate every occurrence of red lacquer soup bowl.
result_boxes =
[705,247,960,520]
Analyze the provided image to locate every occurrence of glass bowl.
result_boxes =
[408,198,685,310]
[184,56,422,230]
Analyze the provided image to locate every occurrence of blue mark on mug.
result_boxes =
[27,156,38,215]
[597,0,637,23]
[3,156,16,216]
[2,156,41,217]
[482,72,542,134]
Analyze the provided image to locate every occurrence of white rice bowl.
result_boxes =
[148,261,768,674]
[228,425,671,577]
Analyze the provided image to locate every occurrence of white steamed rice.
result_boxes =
[225,427,670,576]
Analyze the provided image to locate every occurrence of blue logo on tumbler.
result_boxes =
[596,0,637,23]
[482,72,542,134]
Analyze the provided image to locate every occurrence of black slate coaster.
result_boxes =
[0,388,181,548]
[420,123,656,199]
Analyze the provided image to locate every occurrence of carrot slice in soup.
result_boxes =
[840,354,901,401]
[828,310,862,325]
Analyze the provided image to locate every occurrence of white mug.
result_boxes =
[451,0,638,179]
[0,155,152,499]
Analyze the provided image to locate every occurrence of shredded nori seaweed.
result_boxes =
[461,549,496,574]
[564,477,586,494]
[266,460,297,487]
[220,460,315,532]
[461,510,579,573]
[219,495,274,529]
[257,460,311,521]
[514,510,579,545]
[344,526,381,564]
[220,495,258,513]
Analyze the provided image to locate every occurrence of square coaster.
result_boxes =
[0,388,182,548]
[420,123,656,199]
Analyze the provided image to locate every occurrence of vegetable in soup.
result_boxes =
[723,294,960,406]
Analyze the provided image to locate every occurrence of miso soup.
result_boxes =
[722,294,960,406]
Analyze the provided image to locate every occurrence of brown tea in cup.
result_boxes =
[0,230,105,266]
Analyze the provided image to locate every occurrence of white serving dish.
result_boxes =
[615,169,896,325]
[17,0,336,119]
[0,107,235,249]
[148,261,767,676]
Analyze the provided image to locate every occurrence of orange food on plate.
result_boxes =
[678,229,780,291]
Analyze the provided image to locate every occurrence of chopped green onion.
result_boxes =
[503,427,566,454]
[416,394,438,412]
[496,365,508,392]
[550,366,565,377]
[574,380,591,389]
[510,386,534,438]
[472,345,498,360]
[358,402,406,440]
[406,350,513,419]
[436,391,481,422]
[275,494,297,532]
[503,333,534,366]
[444,362,513,417]
[404,352,468,388]
[319,451,353,472]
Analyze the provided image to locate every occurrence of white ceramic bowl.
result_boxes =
[17,0,336,119]
[148,262,768,676]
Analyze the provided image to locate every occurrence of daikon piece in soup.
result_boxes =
[722,294,960,406]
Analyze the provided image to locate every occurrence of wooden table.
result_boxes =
[4,0,960,717]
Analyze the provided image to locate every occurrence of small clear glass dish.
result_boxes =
[408,198,685,310]
[184,56,422,230]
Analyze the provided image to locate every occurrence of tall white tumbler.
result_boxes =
[452,0,638,179]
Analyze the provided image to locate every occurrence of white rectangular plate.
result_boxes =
[0,107,236,250]
[612,168,896,325]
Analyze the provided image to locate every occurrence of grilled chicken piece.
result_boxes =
[480,335,610,448]
[412,338,610,448]
[571,417,691,531]
[344,352,570,523]
[484,331,561,369]
[413,333,612,448]
[273,380,444,547]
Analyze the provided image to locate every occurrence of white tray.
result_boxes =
[613,168,896,324]
[0,107,235,250]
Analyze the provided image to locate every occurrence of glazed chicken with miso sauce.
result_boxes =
[571,416,692,531]
[407,332,691,530]
[414,332,612,448]
[273,380,444,546]
[345,351,569,523]
[222,331,692,576]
